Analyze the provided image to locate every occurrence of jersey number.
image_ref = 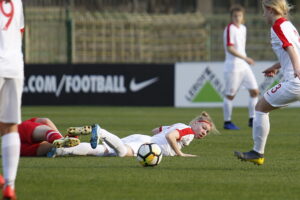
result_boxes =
[271,83,281,93]
[0,0,14,30]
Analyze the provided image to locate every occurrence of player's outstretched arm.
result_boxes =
[165,130,197,157]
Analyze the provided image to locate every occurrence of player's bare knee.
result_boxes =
[36,118,50,125]
[121,146,133,157]
[255,97,276,113]
[249,89,259,97]
[0,123,18,135]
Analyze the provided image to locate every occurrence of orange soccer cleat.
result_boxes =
[0,175,4,189]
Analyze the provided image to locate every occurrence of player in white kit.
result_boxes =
[235,0,300,165]
[0,0,24,199]
[47,112,217,158]
[223,5,259,130]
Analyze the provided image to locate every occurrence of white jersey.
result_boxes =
[0,0,24,79]
[270,17,300,82]
[223,23,249,71]
[151,123,195,156]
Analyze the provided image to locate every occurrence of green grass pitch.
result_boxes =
[12,106,300,199]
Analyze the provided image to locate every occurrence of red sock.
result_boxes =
[45,130,63,143]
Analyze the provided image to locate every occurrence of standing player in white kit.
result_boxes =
[223,5,259,130]
[0,0,24,199]
[235,0,300,165]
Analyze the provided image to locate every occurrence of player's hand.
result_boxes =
[294,68,300,79]
[263,68,278,77]
[245,57,255,65]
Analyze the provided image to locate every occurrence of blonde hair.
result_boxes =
[262,0,293,18]
[189,111,219,134]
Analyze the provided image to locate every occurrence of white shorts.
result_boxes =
[224,67,258,96]
[264,80,300,107]
[0,78,23,124]
[104,134,152,156]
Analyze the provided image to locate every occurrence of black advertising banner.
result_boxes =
[22,64,174,106]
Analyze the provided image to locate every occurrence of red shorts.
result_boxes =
[18,118,43,156]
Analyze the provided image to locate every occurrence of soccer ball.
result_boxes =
[136,143,163,167]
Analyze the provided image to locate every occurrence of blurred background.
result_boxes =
[23,0,300,64]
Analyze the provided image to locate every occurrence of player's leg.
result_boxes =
[90,124,128,157]
[47,143,133,157]
[223,70,242,130]
[234,97,275,165]
[0,78,22,197]
[36,142,54,156]
[32,125,79,148]
[47,143,103,157]
[32,125,63,142]
[34,118,59,132]
[248,89,259,127]
[122,134,152,156]
[235,81,300,165]
[0,124,20,190]
[243,67,259,127]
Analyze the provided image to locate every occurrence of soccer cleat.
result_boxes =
[248,118,253,128]
[2,186,16,200]
[47,148,57,158]
[52,137,80,148]
[234,150,265,165]
[90,124,101,149]
[224,121,240,130]
[67,126,92,136]
[64,134,79,139]
[0,175,4,189]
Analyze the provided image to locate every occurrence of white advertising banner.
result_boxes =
[175,61,300,107]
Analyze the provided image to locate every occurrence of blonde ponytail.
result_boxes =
[262,0,293,19]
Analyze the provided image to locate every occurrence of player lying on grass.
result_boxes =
[0,117,80,198]
[18,118,80,156]
[48,112,218,158]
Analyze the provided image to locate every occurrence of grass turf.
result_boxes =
[11,106,300,199]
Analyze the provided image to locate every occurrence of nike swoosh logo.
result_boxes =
[130,77,159,92]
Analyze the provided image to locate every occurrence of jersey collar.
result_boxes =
[273,17,287,28]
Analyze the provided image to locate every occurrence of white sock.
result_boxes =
[100,129,127,157]
[223,98,233,121]
[56,143,109,156]
[2,133,20,189]
[253,111,270,154]
[248,97,258,119]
